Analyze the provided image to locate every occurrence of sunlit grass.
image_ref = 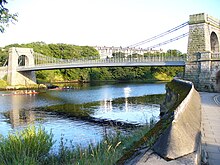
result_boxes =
[0,126,54,164]
[45,118,157,165]
[0,118,157,165]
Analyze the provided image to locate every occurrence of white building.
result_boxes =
[94,46,163,59]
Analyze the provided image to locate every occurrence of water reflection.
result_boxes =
[102,99,112,112]
[7,95,36,128]
[124,87,131,112]
[92,97,161,125]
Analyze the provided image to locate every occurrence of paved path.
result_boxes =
[200,92,220,165]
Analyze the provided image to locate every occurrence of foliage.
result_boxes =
[0,118,158,165]
[0,48,8,66]
[0,0,17,33]
[44,120,155,165]
[0,126,54,164]
[36,70,63,83]
[112,51,126,58]
[0,79,7,88]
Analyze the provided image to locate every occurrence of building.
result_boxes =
[94,46,163,59]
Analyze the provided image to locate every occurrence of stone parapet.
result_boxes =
[153,79,201,163]
[189,13,220,28]
[189,13,206,25]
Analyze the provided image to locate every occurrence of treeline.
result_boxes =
[0,42,185,82]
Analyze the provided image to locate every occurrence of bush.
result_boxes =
[0,126,54,164]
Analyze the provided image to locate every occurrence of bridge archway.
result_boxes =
[18,55,29,66]
[7,47,36,86]
[210,32,219,52]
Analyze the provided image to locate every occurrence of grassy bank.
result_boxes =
[0,126,53,164]
[0,120,156,165]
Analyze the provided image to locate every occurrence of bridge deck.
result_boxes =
[17,57,186,71]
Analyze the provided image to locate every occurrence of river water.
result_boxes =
[0,82,166,150]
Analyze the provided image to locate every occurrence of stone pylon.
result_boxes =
[185,13,220,92]
[7,47,36,86]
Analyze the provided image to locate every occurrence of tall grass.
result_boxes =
[0,118,156,165]
[0,126,54,164]
[46,118,157,165]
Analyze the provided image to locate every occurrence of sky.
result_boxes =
[0,0,220,53]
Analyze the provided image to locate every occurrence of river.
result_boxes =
[0,82,166,151]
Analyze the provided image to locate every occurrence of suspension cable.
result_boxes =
[3,59,8,66]
[127,21,189,48]
[145,32,189,50]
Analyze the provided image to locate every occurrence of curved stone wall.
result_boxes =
[153,79,201,161]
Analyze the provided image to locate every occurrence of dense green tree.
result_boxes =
[0,48,7,66]
[0,0,17,33]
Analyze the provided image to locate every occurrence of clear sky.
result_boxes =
[1,0,220,53]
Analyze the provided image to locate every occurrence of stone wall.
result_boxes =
[153,79,201,162]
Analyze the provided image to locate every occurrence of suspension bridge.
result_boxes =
[17,52,186,71]
[1,13,220,92]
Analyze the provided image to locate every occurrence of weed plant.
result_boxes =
[0,118,156,165]
[0,126,54,164]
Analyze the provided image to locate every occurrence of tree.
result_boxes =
[0,0,17,33]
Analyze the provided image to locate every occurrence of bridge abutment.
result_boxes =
[7,47,36,86]
[185,13,220,92]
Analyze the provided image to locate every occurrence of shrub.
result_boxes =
[0,126,54,164]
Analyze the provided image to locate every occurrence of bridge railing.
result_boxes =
[32,52,186,67]
[211,52,220,60]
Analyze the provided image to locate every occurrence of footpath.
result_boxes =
[200,92,220,165]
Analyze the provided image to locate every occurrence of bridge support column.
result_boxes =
[7,47,36,86]
[184,13,220,92]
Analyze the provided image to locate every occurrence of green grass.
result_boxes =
[45,119,156,165]
[0,119,157,165]
[0,126,54,165]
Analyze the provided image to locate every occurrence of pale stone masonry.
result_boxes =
[184,13,220,92]
[7,47,36,86]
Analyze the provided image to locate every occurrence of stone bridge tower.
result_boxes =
[185,13,220,92]
[7,47,36,86]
